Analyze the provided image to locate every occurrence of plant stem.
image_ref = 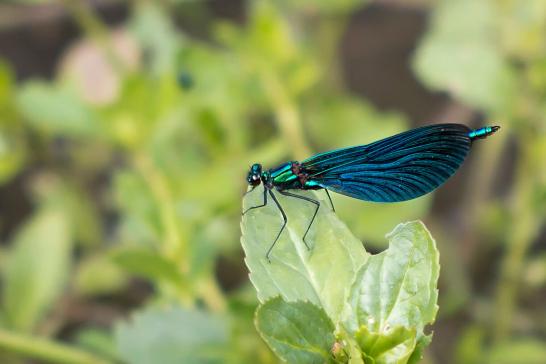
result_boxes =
[133,153,193,304]
[133,153,228,312]
[493,141,541,342]
[197,276,227,313]
[313,15,347,90]
[0,328,111,364]
[134,153,187,265]
[261,70,311,160]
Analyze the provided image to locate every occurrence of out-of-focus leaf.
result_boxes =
[303,95,407,152]
[274,0,368,14]
[454,326,484,364]
[100,75,164,148]
[413,0,516,114]
[523,253,546,288]
[255,296,335,364]
[0,130,25,185]
[130,2,180,74]
[487,340,546,364]
[32,180,103,249]
[497,0,546,61]
[58,29,140,106]
[177,44,257,118]
[241,188,368,322]
[16,82,99,137]
[355,325,416,364]
[0,62,16,120]
[337,195,431,248]
[75,328,120,362]
[111,247,183,285]
[0,62,26,184]
[527,58,546,92]
[2,206,72,331]
[190,216,235,278]
[346,221,439,341]
[216,2,319,99]
[74,254,129,297]
[219,2,295,69]
[226,290,277,364]
[115,306,228,364]
[115,170,161,245]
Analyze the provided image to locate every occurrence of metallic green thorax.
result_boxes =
[268,162,300,189]
[265,162,323,190]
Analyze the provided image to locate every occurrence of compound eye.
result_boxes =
[249,173,261,187]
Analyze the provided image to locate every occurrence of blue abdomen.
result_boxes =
[468,125,500,140]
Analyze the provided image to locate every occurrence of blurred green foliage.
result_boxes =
[0,0,544,363]
[415,0,546,362]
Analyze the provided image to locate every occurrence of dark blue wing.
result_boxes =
[301,124,472,202]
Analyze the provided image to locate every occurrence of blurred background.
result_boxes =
[0,0,545,363]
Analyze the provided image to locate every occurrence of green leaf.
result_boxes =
[454,326,484,364]
[115,306,228,364]
[241,188,368,322]
[346,221,439,340]
[74,328,120,362]
[111,247,183,285]
[255,296,335,364]
[274,0,368,14]
[496,0,546,61]
[413,0,515,113]
[355,325,416,364]
[0,130,26,185]
[407,334,432,364]
[0,62,26,184]
[16,82,99,137]
[2,206,72,331]
[74,254,128,297]
[114,170,161,244]
[487,340,546,364]
[130,2,180,74]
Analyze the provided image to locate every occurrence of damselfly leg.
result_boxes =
[324,189,335,212]
[278,190,320,251]
[242,187,267,216]
[266,190,287,262]
[243,188,326,261]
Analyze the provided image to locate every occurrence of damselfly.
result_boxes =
[243,124,500,261]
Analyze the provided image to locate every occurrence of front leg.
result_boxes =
[242,187,268,216]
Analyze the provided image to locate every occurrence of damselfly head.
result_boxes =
[247,163,262,186]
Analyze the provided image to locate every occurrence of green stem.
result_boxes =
[134,153,187,264]
[133,153,228,312]
[133,153,193,303]
[196,276,227,313]
[312,15,347,90]
[0,328,111,364]
[493,141,541,342]
[261,70,311,160]
[456,126,508,263]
